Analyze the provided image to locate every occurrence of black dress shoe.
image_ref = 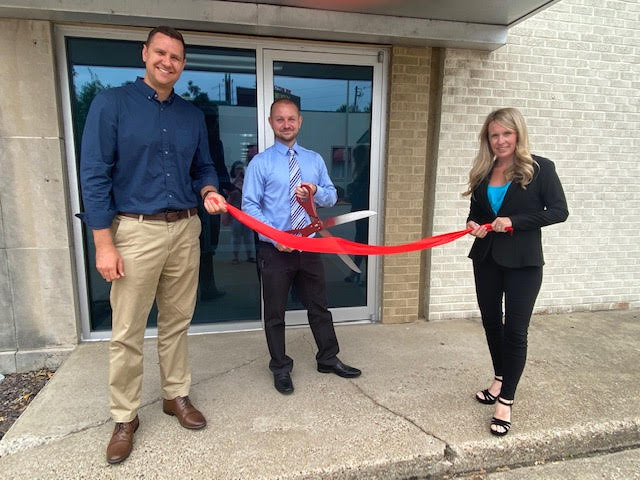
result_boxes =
[274,372,294,394]
[317,359,361,378]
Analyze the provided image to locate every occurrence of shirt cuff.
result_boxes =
[193,175,219,194]
[76,211,116,230]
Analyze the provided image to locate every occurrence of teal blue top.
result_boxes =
[487,182,511,214]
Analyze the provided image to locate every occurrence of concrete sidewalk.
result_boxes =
[0,310,638,479]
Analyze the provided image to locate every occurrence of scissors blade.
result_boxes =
[323,210,377,228]
[317,229,361,273]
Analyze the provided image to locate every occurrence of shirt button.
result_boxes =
[162,128,167,133]
[166,173,170,177]
[169,194,173,198]
[165,151,169,154]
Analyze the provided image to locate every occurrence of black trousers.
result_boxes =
[473,255,543,400]
[258,242,340,374]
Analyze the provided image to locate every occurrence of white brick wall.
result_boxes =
[429,0,640,320]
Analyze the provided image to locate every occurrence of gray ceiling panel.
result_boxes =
[226,0,559,26]
[0,0,562,50]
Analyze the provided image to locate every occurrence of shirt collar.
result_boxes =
[134,77,176,104]
[274,140,298,156]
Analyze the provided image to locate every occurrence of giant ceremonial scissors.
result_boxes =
[286,185,376,273]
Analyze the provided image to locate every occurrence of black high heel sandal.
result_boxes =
[490,397,513,437]
[475,376,502,405]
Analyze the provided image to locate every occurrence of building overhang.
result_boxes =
[0,0,562,50]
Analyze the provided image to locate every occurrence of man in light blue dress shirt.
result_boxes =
[243,98,362,394]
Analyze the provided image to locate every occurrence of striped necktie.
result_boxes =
[288,147,307,233]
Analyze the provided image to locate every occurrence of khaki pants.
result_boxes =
[108,214,201,422]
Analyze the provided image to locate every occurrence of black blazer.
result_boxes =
[467,155,569,268]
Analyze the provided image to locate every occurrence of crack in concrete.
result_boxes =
[300,331,456,464]
[351,381,455,462]
[0,417,113,457]
[1,351,271,455]
[139,351,269,412]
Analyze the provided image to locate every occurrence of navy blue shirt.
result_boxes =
[79,77,218,229]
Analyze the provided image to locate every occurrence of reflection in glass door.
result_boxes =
[263,51,382,323]
[65,37,260,331]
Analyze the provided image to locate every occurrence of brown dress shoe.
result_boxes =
[106,416,139,464]
[162,396,207,429]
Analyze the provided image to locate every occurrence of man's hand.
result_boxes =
[93,228,124,282]
[203,191,227,214]
[295,182,317,199]
[275,243,294,253]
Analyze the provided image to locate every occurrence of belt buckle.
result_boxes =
[164,210,179,222]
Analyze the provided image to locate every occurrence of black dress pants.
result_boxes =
[473,255,543,400]
[258,242,340,374]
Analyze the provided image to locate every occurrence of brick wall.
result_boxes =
[429,0,640,319]
[382,46,431,323]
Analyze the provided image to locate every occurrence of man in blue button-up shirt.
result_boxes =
[79,26,226,464]
[243,98,362,395]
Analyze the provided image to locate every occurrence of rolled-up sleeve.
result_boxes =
[78,91,118,229]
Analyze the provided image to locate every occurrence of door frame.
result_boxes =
[55,25,389,340]
[261,49,387,326]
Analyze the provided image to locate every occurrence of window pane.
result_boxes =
[67,37,260,330]
[274,61,373,309]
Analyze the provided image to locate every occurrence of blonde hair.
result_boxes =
[463,107,537,196]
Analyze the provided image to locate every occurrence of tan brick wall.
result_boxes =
[381,46,431,323]
[428,0,640,319]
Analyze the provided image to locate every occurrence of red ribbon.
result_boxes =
[224,203,510,256]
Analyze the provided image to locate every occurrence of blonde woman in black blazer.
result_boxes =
[464,108,568,436]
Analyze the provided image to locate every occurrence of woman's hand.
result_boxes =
[467,221,488,238]
[491,216,512,233]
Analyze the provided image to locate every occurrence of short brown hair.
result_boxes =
[270,97,300,116]
[146,26,186,57]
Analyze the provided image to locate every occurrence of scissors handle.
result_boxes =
[285,185,361,273]
[286,184,323,236]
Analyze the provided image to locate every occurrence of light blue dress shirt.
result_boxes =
[242,140,337,244]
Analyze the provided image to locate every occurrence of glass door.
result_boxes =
[262,50,384,324]
[64,35,261,333]
[58,26,387,338]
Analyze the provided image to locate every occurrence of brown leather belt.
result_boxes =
[118,208,198,222]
